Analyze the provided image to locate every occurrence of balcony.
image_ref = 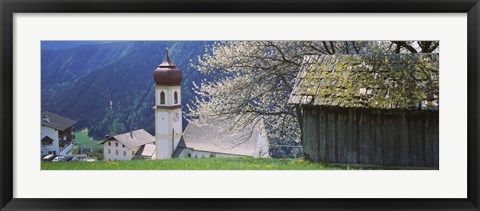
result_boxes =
[41,144,53,148]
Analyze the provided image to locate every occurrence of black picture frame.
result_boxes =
[1,0,479,210]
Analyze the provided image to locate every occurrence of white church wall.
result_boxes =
[214,153,244,158]
[172,109,182,149]
[155,88,161,105]
[156,86,181,106]
[154,86,182,160]
[164,87,172,105]
[156,140,172,159]
[155,111,169,135]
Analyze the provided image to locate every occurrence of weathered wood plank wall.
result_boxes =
[302,106,439,168]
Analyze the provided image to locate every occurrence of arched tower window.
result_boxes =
[160,91,165,105]
[174,91,178,104]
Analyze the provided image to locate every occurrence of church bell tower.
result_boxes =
[153,49,183,159]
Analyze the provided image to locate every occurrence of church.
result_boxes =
[152,50,269,159]
[102,50,269,161]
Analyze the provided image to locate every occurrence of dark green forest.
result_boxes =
[41,41,212,139]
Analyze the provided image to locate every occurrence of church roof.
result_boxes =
[182,119,269,157]
[288,53,439,110]
[41,111,76,131]
[100,129,154,149]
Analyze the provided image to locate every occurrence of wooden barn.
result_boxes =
[288,53,439,168]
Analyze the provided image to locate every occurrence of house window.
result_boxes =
[123,144,125,148]
[116,150,118,155]
[160,91,165,104]
[115,142,118,147]
[174,91,178,104]
[41,139,53,146]
[108,149,111,154]
[123,151,126,156]
[108,142,111,146]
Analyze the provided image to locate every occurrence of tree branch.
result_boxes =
[391,41,418,53]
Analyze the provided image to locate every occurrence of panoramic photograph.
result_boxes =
[40,41,439,170]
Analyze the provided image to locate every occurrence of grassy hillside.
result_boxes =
[75,129,102,150]
[41,158,358,170]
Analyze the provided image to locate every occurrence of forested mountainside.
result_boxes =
[41,41,213,139]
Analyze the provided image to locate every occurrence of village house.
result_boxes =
[41,111,76,157]
[100,129,156,161]
[288,53,439,168]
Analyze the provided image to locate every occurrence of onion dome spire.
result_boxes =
[153,48,183,86]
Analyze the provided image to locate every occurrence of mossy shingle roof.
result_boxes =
[288,53,439,110]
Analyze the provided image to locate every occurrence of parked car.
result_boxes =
[72,155,87,161]
[52,156,64,162]
[42,154,55,162]
[60,155,74,162]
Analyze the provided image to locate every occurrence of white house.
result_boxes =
[41,111,76,157]
[152,50,270,160]
[100,129,156,161]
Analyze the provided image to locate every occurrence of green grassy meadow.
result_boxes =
[75,129,102,150]
[41,158,360,170]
